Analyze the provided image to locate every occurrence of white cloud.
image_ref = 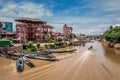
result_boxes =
[0,1,53,31]
[63,7,81,14]
[84,0,120,16]
[46,16,111,35]
[47,23,64,33]
[0,2,53,19]
[102,0,120,11]
[0,0,120,35]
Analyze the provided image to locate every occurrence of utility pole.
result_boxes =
[0,31,2,40]
[18,27,23,54]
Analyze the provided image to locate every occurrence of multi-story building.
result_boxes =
[15,17,53,42]
[0,22,13,39]
[63,24,72,36]
[52,32,64,41]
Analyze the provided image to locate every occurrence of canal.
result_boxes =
[0,41,120,80]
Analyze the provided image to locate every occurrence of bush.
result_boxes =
[48,39,55,43]
[49,44,55,49]
[44,44,48,49]
[55,42,63,47]
[27,41,37,51]
[7,37,13,41]
[23,49,31,52]
[36,42,40,49]
[58,37,62,42]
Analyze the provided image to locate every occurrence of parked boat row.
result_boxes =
[1,50,76,72]
[25,54,57,61]
[0,52,17,60]
[47,49,77,53]
[24,51,57,61]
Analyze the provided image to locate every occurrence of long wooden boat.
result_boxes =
[16,55,24,72]
[88,46,93,50]
[65,49,77,52]
[23,57,35,67]
[0,52,17,60]
[24,54,57,61]
[47,49,66,53]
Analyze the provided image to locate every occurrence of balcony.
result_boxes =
[16,24,27,27]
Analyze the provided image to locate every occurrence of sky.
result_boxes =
[0,0,120,35]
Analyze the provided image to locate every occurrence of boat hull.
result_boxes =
[16,56,24,72]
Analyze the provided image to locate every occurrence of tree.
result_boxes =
[109,25,113,29]
[102,26,120,43]
[72,34,76,38]
[48,39,55,43]
[36,42,40,49]
[44,33,51,41]
[27,41,37,51]
[57,37,62,42]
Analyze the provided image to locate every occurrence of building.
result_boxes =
[0,22,13,39]
[0,22,13,32]
[15,17,53,42]
[63,24,72,36]
[1,32,16,39]
[52,32,64,41]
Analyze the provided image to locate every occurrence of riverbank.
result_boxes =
[101,39,120,49]
[0,46,77,72]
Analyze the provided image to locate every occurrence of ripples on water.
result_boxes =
[82,41,120,64]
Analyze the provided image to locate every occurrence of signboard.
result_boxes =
[0,22,13,32]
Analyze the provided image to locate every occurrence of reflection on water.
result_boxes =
[104,45,120,64]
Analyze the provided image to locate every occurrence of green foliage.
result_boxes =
[102,26,120,42]
[66,35,72,41]
[44,44,49,49]
[27,41,37,51]
[48,39,55,43]
[49,44,55,49]
[44,33,51,41]
[55,42,63,46]
[27,41,33,48]
[7,37,13,41]
[58,37,62,42]
[36,42,40,49]
[109,25,113,29]
[72,34,76,38]
[23,49,31,52]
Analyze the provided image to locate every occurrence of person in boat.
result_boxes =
[88,46,93,50]
[82,44,85,46]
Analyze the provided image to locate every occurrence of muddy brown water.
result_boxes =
[0,41,120,80]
